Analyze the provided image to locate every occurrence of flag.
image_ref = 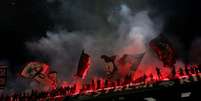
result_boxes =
[76,50,91,79]
[130,53,145,71]
[118,53,144,78]
[149,34,176,67]
[20,61,49,79]
[20,61,57,89]
[101,55,118,79]
[48,71,57,88]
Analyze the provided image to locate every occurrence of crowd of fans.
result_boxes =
[0,87,72,101]
[1,64,201,101]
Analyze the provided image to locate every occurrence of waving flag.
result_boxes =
[20,61,57,89]
[149,34,176,68]
[118,53,145,78]
[130,53,145,71]
[20,61,49,79]
[76,50,91,79]
[101,55,118,79]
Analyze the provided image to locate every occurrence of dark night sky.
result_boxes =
[1,0,201,73]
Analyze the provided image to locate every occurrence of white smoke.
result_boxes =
[114,4,165,79]
[26,4,163,86]
[116,4,161,56]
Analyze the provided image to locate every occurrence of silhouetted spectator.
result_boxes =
[156,67,161,79]
[195,65,199,74]
[198,64,201,73]
[185,65,190,75]
[124,73,132,84]
[150,74,154,82]
[190,65,195,74]
[179,67,184,76]
[143,74,147,83]
[171,67,176,78]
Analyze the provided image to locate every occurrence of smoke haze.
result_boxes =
[26,1,163,84]
[1,0,201,95]
[7,0,198,93]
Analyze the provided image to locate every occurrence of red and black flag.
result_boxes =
[101,55,118,79]
[20,61,49,79]
[20,61,57,89]
[118,53,144,78]
[76,50,91,79]
[149,34,176,68]
[130,53,145,71]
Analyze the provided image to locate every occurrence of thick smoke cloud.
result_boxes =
[2,0,200,94]
[116,5,161,55]
[26,1,163,85]
[2,0,166,93]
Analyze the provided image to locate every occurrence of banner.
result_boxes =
[101,55,118,79]
[118,53,144,78]
[76,50,91,79]
[149,34,176,68]
[20,61,57,89]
